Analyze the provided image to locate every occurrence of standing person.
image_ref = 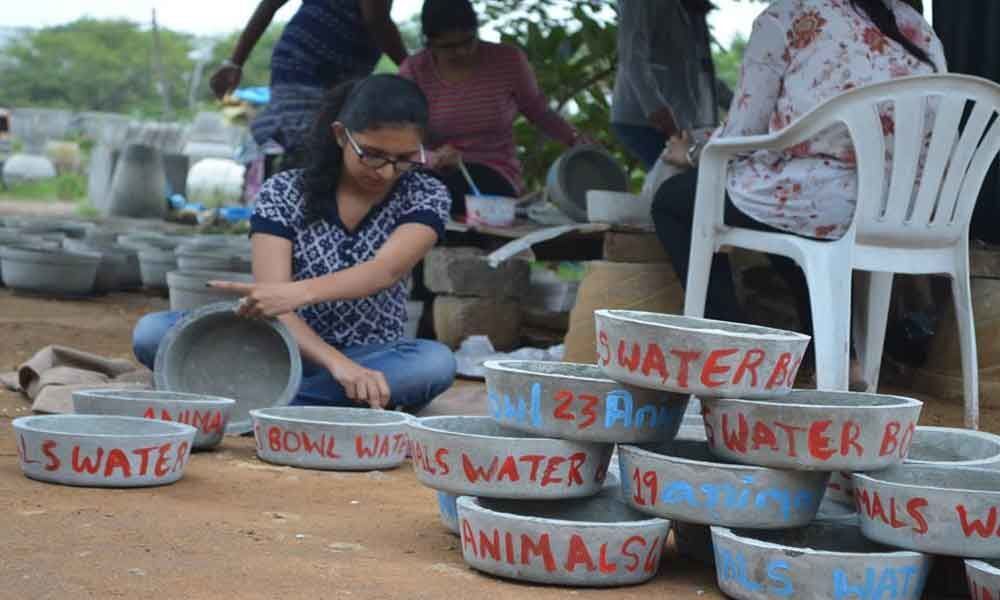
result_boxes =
[135,75,456,412]
[612,0,729,170]
[400,0,592,217]
[651,0,944,384]
[210,0,409,173]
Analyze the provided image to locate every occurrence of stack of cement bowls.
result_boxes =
[118,232,181,291]
[166,236,252,310]
[593,310,935,598]
[408,358,685,587]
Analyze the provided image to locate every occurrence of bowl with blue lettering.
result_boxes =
[617,437,829,528]
[483,360,688,444]
[436,491,461,535]
[593,310,810,398]
[407,416,613,499]
[12,414,197,488]
[853,465,1000,558]
[966,559,1000,599]
[710,523,932,600]
[249,407,411,471]
[72,389,235,450]
[701,390,923,471]
[456,494,669,587]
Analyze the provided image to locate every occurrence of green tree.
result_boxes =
[0,18,195,118]
[713,35,747,91]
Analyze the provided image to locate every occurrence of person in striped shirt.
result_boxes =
[400,0,591,217]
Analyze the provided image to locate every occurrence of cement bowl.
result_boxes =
[72,389,235,450]
[456,494,670,587]
[137,247,177,289]
[249,406,410,471]
[154,302,303,434]
[12,414,197,488]
[966,559,1000,599]
[408,416,613,499]
[62,239,138,293]
[814,496,859,525]
[701,390,923,471]
[0,245,100,296]
[824,426,1000,508]
[853,465,1000,558]
[618,438,828,528]
[483,360,688,444]
[167,269,254,311]
[437,491,460,535]
[176,247,248,273]
[594,310,810,398]
[711,523,931,600]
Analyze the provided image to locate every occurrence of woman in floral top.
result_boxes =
[651,0,945,378]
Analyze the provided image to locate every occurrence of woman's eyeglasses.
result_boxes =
[342,128,426,174]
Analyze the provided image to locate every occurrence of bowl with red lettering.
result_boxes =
[700,390,923,471]
[823,426,1000,508]
[456,494,669,587]
[249,406,411,471]
[710,523,931,600]
[966,559,1000,598]
[72,389,235,450]
[618,437,829,528]
[407,416,613,499]
[593,310,810,398]
[483,360,689,444]
[853,465,1000,558]
[12,414,197,488]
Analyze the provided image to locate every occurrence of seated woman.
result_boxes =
[133,74,456,412]
[400,0,590,216]
[651,0,944,373]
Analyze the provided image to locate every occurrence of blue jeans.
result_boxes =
[612,122,666,170]
[133,311,457,412]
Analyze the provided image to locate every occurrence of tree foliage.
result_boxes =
[0,19,194,117]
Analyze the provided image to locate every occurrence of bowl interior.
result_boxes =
[17,415,189,436]
[159,311,294,413]
[254,406,408,426]
[79,389,235,406]
[908,428,1000,463]
[478,495,653,524]
[418,416,547,439]
[866,465,1000,492]
[730,522,896,553]
[488,360,609,381]
[603,310,807,340]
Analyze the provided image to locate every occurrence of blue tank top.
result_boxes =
[270,0,383,88]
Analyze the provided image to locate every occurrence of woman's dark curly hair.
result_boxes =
[421,0,478,40]
[302,74,430,222]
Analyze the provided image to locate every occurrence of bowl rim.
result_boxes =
[595,309,811,342]
[966,559,1000,576]
[701,390,923,411]
[409,415,604,447]
[618,441,808,476]
[249,406,411,427]
[710,524,928,559]
[458,495,668,530]
[483,360,619,385]
[13,414,197,438]
[852,464,1000,495]
[73,388,237,407]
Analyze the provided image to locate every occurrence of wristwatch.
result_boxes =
[685,140,702,168]
[221,58,243,70]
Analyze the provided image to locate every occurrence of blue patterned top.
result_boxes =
[270,0,382,88]
[250,169,450,349]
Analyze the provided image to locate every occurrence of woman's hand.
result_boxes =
[428,144,461,170]
[662,130,693,168]
[208,280,313,318]
[328,355,391,409]
[209,64,242,100]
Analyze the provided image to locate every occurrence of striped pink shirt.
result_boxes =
[400,42,578,193]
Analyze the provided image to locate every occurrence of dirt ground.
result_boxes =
[0,205,992,599]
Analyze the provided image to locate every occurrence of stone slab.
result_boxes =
[424,247,529,299]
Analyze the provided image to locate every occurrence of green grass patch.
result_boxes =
[3,173,87,202]
[74,198,99,218]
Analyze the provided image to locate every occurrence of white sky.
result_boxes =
[1,0,767,45]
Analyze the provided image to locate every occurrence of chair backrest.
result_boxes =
[796,74,1000,248]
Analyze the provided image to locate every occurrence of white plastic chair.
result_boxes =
[685,74,1000,429]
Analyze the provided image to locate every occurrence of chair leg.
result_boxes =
[951,263,979,429]
[854,271,894,392]
[683,235,714,318]
[804,255,852,391]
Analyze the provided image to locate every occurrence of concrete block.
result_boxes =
[424,247,529,298]
[602,232,669,263]
[433,295,521,351]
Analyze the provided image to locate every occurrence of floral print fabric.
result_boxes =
[721,0,946,239]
